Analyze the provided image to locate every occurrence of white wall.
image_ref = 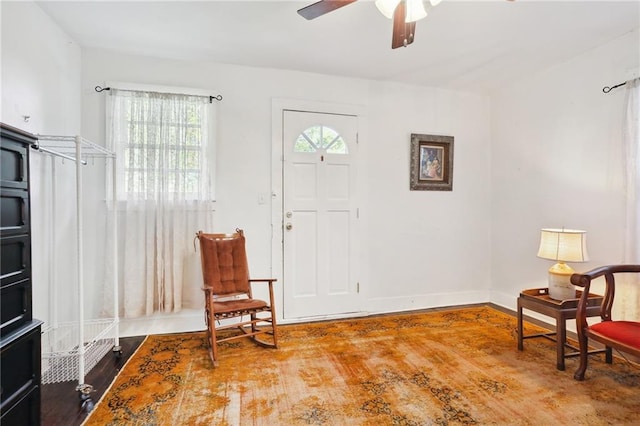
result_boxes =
[1,2,82,327]
[364,84,491,311]
[80,49,492,334]
[11,2,637,338]
[1,1,492,336]
[0,2,640,338]
[0,3,80,133]
[491,29,640,321]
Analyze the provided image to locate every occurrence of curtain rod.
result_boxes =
[94,85,223,103]
[602,81,627,93]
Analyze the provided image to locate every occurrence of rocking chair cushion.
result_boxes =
[213,298,268,315]
[200,233,251,295]
[590,321,640,348]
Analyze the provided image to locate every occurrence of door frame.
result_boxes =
[271,98,367,323]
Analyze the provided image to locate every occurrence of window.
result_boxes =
[108,87,215,201]
[294,125,348,154]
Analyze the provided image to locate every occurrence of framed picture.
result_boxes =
[410,133,454,191]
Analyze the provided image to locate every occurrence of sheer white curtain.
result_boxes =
[107,89,214,318]
[622,78,640,319]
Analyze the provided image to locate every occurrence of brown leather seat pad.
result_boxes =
[213,298,268,314]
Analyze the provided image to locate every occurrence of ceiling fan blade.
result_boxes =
[297,0,358,20]
[391,2,416,49]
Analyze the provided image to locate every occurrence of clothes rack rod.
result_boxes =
[94,85,223,103]
[36,134,114,157]
[602,81,627,93]
[34,146,87,165]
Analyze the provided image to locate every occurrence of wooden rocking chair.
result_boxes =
[196,229,278,366]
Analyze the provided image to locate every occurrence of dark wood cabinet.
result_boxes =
[1,123,41,425]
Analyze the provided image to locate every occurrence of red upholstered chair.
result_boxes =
[571,265,640,380]
[196,229,278,366]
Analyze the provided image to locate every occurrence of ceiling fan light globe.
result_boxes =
[375,0,401,19]
[405,0,428,22]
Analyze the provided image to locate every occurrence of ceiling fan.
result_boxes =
[298,0,514,50]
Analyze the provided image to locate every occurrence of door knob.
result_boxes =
[286,222,293,230]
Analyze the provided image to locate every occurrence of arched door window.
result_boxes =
[294,125,348,154]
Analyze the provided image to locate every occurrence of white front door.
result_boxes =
[282,110,360,319]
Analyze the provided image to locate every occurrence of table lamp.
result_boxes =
[537,228,589,300]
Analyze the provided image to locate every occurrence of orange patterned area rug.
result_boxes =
[84,306,639,425]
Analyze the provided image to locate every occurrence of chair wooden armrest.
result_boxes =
[570,264,640,380]
[248,279,278,320]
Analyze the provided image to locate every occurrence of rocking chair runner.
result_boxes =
[196,229,278,366]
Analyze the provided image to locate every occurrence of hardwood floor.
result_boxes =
[40,336,145,426]
[35,304,541,425]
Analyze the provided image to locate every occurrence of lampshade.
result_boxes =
[537,228,589,263]
[375,0,430,22]
[375,0,401,19]
[405,0,428,22]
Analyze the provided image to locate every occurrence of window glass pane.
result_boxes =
[186,172,200,193]
[294,125,348,154]
[185,150,200,170]
[294,134,316,152]
[167,149,178,169]
[320,127,339,149]
[186,127,201,146]
[186,104,200,125]
[326,136,348,154]
[305,126,321,145]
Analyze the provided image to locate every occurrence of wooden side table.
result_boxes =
[517,288,605,371]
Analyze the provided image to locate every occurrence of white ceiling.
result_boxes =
[36,0,640,94]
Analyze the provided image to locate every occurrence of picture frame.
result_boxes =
[410,133,454,191]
